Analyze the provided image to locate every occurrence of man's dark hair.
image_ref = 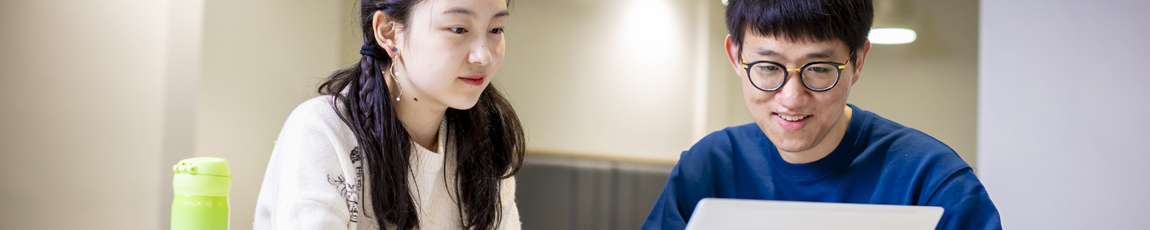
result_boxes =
[726,0,873,64]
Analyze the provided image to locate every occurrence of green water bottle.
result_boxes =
[172,157,231,230]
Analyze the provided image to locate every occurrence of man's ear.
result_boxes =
[851,40,871,84]
[371,11,400,58]
[724,35,743,78]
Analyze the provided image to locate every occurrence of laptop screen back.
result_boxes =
[685,198,944,230]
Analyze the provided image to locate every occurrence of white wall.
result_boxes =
[0,0,987,228]
[0,1,168,229]
[1,0,350,229]
[979,0,1150,229]
[161,0,205,228]
[499,0,722,164]
[500,0,981,167]
[195,0,345,229]
[851,0,980,167]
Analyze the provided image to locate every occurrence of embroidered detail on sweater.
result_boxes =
[329,147,365,223]
[328,174,359,223]
[352,147,366,223]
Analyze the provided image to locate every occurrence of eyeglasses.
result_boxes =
[738,49,852,92]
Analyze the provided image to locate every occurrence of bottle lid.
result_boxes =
[173,157,231,197]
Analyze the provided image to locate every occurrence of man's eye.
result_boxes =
[489,28,504,34]
[760,66,779,71]
[808,67,829,73]
[449,27,467,34]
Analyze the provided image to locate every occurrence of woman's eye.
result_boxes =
[489,28,504,34]
[449,27,467,34]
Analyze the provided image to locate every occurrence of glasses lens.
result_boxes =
[749,63,786,90]
[802,63,841,90]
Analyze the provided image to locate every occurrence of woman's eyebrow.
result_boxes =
[442,7,510,19]
[493,11,510,19]
[442,7,477,18]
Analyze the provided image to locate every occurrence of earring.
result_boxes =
[390,63,402,102]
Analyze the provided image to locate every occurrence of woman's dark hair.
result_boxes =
[725,0,873,65]
[317,0,524,229]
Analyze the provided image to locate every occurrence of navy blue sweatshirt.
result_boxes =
[642,104,1001,230]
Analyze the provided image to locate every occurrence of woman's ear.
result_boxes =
[371,11,400,58]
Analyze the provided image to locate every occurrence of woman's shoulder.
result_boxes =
[282,95,346,131]
[268,95,361,186]
[258,95,365,230]
[275,95,358,150]
[290,95,341,120]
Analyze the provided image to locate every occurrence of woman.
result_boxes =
[253,0,523,229]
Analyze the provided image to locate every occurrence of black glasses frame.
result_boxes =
[738,47,851,92]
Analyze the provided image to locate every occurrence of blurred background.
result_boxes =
[0,0,1146,229]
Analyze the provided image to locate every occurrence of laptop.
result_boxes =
[685,198,944,230]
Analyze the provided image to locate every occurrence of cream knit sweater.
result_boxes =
[253,96,521,230]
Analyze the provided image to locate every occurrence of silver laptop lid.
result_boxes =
[685,198,944,230]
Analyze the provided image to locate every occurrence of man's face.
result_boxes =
[725,33,868,153]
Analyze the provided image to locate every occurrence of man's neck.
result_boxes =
[777,105,853,164]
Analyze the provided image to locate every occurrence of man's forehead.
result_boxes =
[751,48,838,60]
[742,33,849,58]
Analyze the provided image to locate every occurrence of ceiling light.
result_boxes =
[869,28,917,45]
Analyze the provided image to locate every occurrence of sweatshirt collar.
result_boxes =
[768,104,868,179]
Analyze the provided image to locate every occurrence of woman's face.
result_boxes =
[392,0,509,110]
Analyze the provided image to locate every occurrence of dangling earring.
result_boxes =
[389,47,413,102]
[390,62,402,102]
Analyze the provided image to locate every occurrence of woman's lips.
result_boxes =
[460,75,485,86]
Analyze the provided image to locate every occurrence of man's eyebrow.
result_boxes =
[443,7,511,19]
[803,50,836,59]
[754,49,837,60]
[755,49,781,57]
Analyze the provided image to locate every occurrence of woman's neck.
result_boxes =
[396,99,444,153]
[386,63,445,152]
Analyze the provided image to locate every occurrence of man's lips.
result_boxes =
[773,112,810,131]
[776,113,809,122]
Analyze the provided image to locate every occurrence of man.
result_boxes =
[641,0,1001,229]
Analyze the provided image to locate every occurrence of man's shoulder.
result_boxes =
[856,109,971,173]
[859,110,955,154]
[679,123,766,165]
[855,109,978,208]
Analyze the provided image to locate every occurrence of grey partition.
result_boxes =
[516,154,674,230]
[979,0,1150,229]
